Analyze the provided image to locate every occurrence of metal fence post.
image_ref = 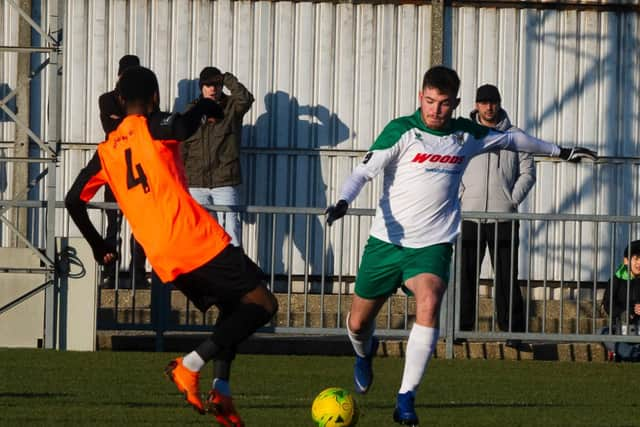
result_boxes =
[151,273,169,352]
[44,159,58,348]
[445,235,461,359]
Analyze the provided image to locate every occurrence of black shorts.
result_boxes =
[172,245,265,312]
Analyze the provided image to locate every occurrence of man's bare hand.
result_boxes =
[103,252,117,265]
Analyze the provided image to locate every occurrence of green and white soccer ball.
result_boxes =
[311,387,358,427]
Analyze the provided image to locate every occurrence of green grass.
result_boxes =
[0,349,638,426]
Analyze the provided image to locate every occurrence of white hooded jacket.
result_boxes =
[460,109,536,216]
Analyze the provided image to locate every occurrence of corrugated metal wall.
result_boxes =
[447,5,640,280]
[0,2,19,142]
[1,0,61,247]
[0,2,20,246]
[56,0,436,276]
[2,1,639,280]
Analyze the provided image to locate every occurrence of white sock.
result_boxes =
[346,312,375,358]
[212,378,231,397]
[182,351,206,372]
[399,323,438,394]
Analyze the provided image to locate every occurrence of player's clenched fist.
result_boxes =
[325,200,348,226]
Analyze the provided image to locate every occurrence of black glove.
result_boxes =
[559,147,597,163]
[194,97,224,121]
[325,200,348,226]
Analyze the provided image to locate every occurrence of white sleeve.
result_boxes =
[338,167,370,203]
[479,129,560,157]
[338,145,400,203]
[505,130,561,156]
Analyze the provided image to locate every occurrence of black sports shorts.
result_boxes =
[172,245,265,312]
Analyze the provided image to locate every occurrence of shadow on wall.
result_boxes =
[242,90,352,281]
[0,83,17,122]
[0,83,17,193]
[0,147,6,193]
[454,12,640,282]
[172,79,199,113]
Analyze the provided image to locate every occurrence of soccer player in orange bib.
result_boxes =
[66,66,277,427]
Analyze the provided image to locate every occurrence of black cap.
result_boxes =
[118,55,140,76]
[475,84,501,103]
[624,240,640,258]
[199,66,223,88]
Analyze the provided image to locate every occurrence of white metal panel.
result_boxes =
[1,0,18,247]
[1,2,19,232]
[449,6,640,281]
[48,1,639,281]
[0,2,19,144]
[1,0,59,248]
[54,0,439,277]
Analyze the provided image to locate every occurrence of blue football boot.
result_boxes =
[393,391,419,426]
[353,336,379,394]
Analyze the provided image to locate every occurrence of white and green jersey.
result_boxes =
[339,109,560,248]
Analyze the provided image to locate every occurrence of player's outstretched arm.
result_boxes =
[65,153,117,265]
[558,147,598,163]
[505,130,597,162]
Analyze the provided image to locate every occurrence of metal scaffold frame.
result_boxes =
[0,0,64,349]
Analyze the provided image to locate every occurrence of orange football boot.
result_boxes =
[164,357,205,414]
[206,389,245,427]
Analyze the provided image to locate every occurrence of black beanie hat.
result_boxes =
[199,66,223,88]
[624,240,640,258]
[475,84,501,103]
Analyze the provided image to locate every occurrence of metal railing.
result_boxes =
[75,206,640,355]
[3,200,640,357]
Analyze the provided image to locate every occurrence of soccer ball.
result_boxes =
[311,387,358,426]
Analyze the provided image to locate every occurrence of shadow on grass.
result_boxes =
[421,402,565,409]
[101,401,186,409]
[359,402,570,410]
[237,402,568,410]
[0,392,74,398]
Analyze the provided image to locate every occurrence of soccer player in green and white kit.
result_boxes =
[325,65,596,426]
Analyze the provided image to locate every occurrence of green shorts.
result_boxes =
[354,236,453,299]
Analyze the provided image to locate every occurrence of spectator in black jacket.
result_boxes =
[603,240,640,328]
[602,240,640,361]
[97,54,148,288]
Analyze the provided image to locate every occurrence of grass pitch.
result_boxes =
[0,348,636,426]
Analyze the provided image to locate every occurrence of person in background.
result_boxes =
[459,84,533,348]
[98,54,148,288]
[602,240,640,362]
[181,67,254,247]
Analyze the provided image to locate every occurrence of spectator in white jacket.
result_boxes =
[459,84,535,348]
